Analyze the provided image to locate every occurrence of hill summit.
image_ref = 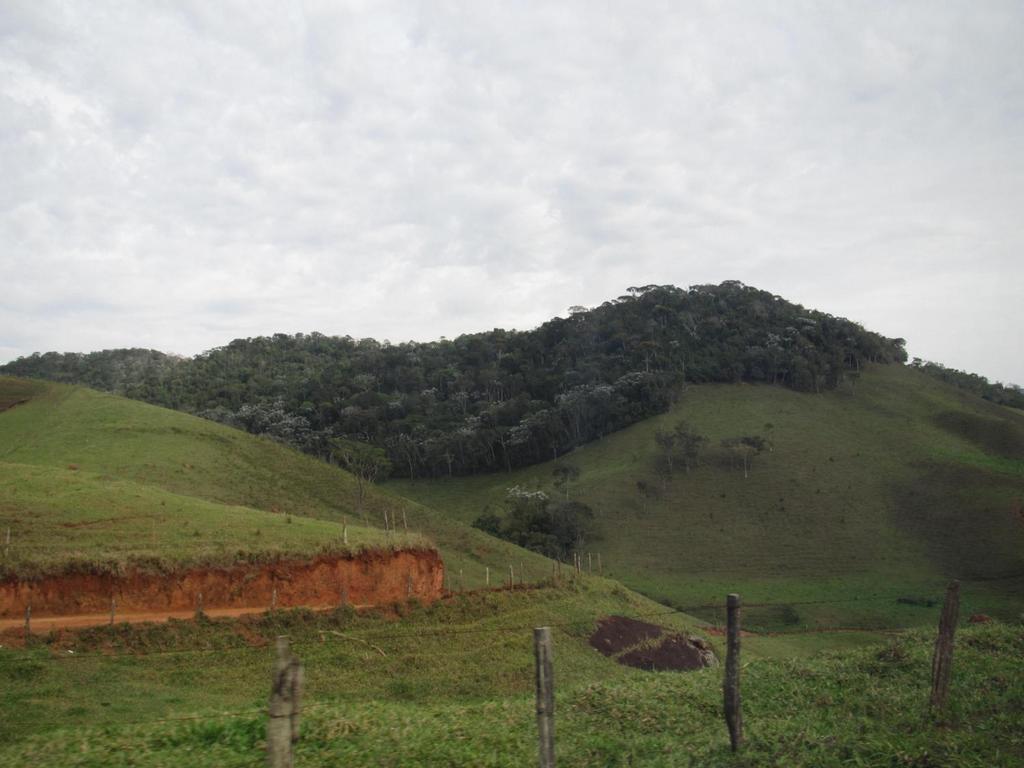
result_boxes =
[2,282,905,477]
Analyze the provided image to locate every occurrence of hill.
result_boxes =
[1,377,1022,766]
[1,282,908,477]
[392,364,1024,631]
[0,376,552,586]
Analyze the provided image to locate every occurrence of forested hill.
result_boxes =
[4,282,906,477]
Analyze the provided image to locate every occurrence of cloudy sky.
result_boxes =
[2,1,1022,384]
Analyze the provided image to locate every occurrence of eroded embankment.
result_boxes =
[0,548,444,619]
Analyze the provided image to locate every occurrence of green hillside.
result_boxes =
[1,377,1022,767]
[392,364,1024,630]
[0,377,551,583]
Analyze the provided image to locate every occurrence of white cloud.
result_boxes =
[1,0,1022,383]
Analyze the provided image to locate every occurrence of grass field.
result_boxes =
[392,365,1024,631]
[0,461,419,578]
[0,584,1020,766]
[2,373,1023,765]
[0,377,551,582]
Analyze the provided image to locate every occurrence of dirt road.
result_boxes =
[0,602,349,635]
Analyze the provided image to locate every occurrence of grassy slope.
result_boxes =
[0,375,1022,765]
[0,377,551,582]
[0,591,1020,766]
[392,365,1024,630]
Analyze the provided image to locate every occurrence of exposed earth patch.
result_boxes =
[589,615,716,672]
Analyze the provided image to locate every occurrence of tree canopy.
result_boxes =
[1,282,909,478]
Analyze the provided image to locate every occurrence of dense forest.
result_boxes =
[2,282,908,477]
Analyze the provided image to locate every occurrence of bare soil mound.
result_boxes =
[589,616,664,656]
[589,615,716,672]
[619,634,715,672]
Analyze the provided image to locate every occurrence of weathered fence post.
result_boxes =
[407,573,413,599]
[342,520,348,546]
[271,586,278,611]
[267,636,304,768]
[383,509,390,532]
[403,510,408,533]
[486,566,490,587]
[724,593,742,752]
[110,597,116,626]
[459,568,464,592]
[534,626,556,768]
[930,580,961,710]
[509,565,514,589]
[195,592,204,620]
[588,553,592,574]
[24,604,30,642]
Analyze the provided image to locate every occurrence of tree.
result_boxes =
[673,420,707,473]
[635,479,657,515]
[552,463,580,500]
[330,439,392,522]
[654,421,707,479]
[472,486,596,559]
[720,435,766,479]
[654,429,676,474]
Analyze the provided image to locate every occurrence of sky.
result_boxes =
[2,1,1022,385]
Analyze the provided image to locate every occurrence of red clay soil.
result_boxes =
[0,548,444,624]
[589,616,665,656]
[618,635,714,672]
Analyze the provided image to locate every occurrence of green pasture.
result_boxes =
[0,584,1020,766]
[0,377,550,582]
[0,461,415,578]
[392,365,1024,630]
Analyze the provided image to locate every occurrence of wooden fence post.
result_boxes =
[403,510,408,533]
[267,636,304,768]
[407,573,413,599]
[383,509,389,532]
[508,565,514,589]
[588,553,592,574]
[342,521,348,546]
[486,566,490,587]
[110,597,116,626]
[930,580,961,710]
[724,593,742,752]
[24,604,30,643]
[195,592,204,620]
[534,626,556,768]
